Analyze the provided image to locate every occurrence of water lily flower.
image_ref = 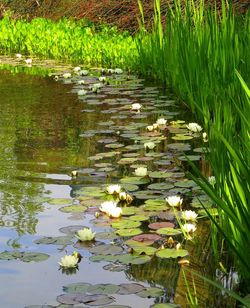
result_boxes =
[78,80,85,85]
[106,184,121,195]
[181,210,198,221]
[134,167,148,177]
[76,228,95,241]
[79,70,89,76]
[119,192,127,201]
[71,170,78,177]
[100,201,118,213]
[153,123,159,130]
[63,72,71,79]
[166,195,183,207]
[147,125,154,132]
[131,103,142,111]
[73,66,81,72]
[175,243,182,250]
[202,132,208,142]
[54,75,59,81]
[16,53,22,58]
[25,58,32,64]
[156,118,167,125]
[114,68,123,74]
[59,254,78,268]
[186,123,203,133]
[99,76,106,82]
[144,141,156,150]
[107,68,115,74]
[183,223,197,234]
[78,89,87,96]
[107,206,122,218]
[208,176,216,186]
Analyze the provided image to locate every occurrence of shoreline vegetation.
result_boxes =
[0,0,249,302]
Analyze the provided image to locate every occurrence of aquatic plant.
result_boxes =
[59,254,79,268]
[76,228,96,241]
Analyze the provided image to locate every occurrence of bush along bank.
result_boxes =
[137,0,250,291]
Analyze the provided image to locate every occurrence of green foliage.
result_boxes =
[0,15,138,68]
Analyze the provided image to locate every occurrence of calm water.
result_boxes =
[0,64,225,308]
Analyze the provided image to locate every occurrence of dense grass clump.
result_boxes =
[137,0,250,287]
[0,14,137,68]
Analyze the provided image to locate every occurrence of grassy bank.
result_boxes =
[137,0,250,288]
[0,14,137,68]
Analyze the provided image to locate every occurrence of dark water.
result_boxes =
[0,64,230,308]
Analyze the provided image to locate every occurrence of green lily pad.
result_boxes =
[117,283,145,295]
[127,214,149,222]
[103,263,128,272]
[105,143,124,149]
[174,180,197,188]
[147,183,174,190]
[132,246,157,255]
[148,171,173,179]
[178,155,201,161]
[156,248,188,259]
[167,143,191,151]
[116,228,142,237]
[59,225,86,235]
[151,304,181,308]
[34,236,73,246]
[0,251,49,262]
[172,134,193,140]
[89,254,119,263]
[118,158,138,165]
[87,284,120,294]
[112,220,141,229]
[47,198,72,205]
[143,204,167,212]
[117,254,151,265]
[121,184,139,192]
[63,282,91,294]
[0,250,23,260]
[95,232,118,240]
[120,177,150,185]
[121,207,137,216]
[59,205,87,213]
[133,190,165,200]
[57,293,114,306]
[137,287,164,298]
[89,244,123,255]
[156,228,182,236]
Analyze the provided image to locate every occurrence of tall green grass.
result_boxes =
[0,13,137,68]
[137,0,250,287]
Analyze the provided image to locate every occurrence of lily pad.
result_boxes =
[112,220,141,229]
[57,293,114,306]
[117,283,145,295]
[63,282,91,294]
[87,284,120,294]
[156,228,182,236]
[59,225,86,235]
[47,198,72,205]
[121,184,139,192]
[147,183,174,190]
[0,251,49,262]
[130,233,162,245]
[174,180,197,188]
[148,171,172,179]
[167,143,191,151]
[89,244,123,255]
[172,134,193,141]
[59,205,87,213]
[121,207,137,216]
[105,143,125,149]
[116,228,142,237]
[120,177,150,185]
[178,155,201,161]
[137,287,164,298]
[95,232,118,240]
[151,304,181,308]
[117,253,151,265]
[127,214,149,222]
[156,248,188,259]
[34,236,73,246]
[132,246,157,256]
[133,190,165,200]
[148,222,175,230]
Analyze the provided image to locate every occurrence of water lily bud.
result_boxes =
[119,192,127,201]
[147,125,154,132]
[71,170,78,177]
[166,196,183,207]
[175,243,181,250]
[153,123,159,130]
[186,123,203,133]
[178,259,190,265]
[208,176,216,186]
[134,167,148,177]
[202,132,208,142]
[167,237,174,246]
[144,141,156,150]
[126,194,133,204]
[114,68,123,74]
[54,75,59,81]
[99,76,106,82]
[156,118,167,130]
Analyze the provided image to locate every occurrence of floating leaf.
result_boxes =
[95,232,118,240]
[127,215,149,222]
[59,205,87,213]
[57,293,114,305]
[174,180,197,188]
[34,236,73,246]
[132,246,157,256]
[103,263,128,272]
[87,284,120,294]
[151,304,181,308]
[148,222,175,230]
[156,228,182,236]
[117,283,145,295]
[147,183,174,190]
[89,244,123,255]
[148,171,172,179]
[47,198,72,205]
[116,228,142,237]
[105,143,125,149]
[112,220,141,229]
[178,155,201,161]
[63,282,91,294]
[121,207,137,216]
[172,134,193,140]
[136,287,164,298]
[0,251,49,262]
[121,184,139,192]
[130,233,162,245]
[120,177,150,185]
[156,248,188,259]
[59,225,86,235]
[167,143,191,151]
[133,190,165,200]
[0,250,23,260]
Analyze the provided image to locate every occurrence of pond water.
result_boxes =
[0,61,218,308]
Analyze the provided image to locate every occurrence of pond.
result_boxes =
[0,60,218,308]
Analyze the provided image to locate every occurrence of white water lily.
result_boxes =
[79,70,89,76]
[146,125,154,132]
[114,68,123,74]
[166,195,183,207]
[186,123,203,133]
[71,170,78,177]
[131,103,142,111]
[78,89,87,96]
[73,66,81,72]
[119,191,127,201]
[153,123,159,130]
[183,223,197,233]
[107,206,122,218]
[181,210,198,221]
[63,72,71,79]
[76,228,95,241]
[107,68,115,74]
[59,254,78,268]
[25,58,32,64]
[144,141,156,150]
[78,80,85,85]
[134,167,148,177]
[99,76,106,82]
[100,201,118,213]
[208,176,216,186]
[16,53,22,58]
[156,118,167,126]
[202,132,208,142]
[106,184,121,195]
